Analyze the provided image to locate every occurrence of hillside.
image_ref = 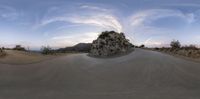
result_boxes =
[57,43,91,53]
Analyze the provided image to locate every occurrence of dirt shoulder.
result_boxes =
[0,50,70,65]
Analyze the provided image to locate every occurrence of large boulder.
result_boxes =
[90,31,132,57]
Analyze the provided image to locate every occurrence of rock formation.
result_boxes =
[13,45,26,51]
[90,31,132,57]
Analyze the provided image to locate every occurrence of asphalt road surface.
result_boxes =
[0,49,200,99]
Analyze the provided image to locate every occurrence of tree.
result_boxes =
[139,44,145,48]
[170,40,181,49]
[41,46,54,55]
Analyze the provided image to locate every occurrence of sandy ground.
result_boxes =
[0,49,200,99]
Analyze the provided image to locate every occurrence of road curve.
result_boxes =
[0,49,200,99]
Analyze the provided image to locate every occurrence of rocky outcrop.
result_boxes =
[90,31,132,57]
[13,45,26,51]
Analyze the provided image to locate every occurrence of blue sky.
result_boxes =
[0,0,200,50]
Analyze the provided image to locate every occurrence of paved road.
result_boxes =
[0,49,200,99]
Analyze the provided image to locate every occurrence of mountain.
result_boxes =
[57,43,92,53]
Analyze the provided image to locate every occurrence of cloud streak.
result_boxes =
[80,4,108,12]
[40,4,122,32]
[0,5,19,20]
[129,9,196,28]
[50,32,99,47]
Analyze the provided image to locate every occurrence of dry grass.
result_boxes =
[152,48,200,62]
[154,48,200,58]
[0,50,58,65]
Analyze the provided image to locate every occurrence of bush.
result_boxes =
[182,45,198,50]
[154,47,159,50]
[41,46,54,55]
[139,44,145,48]
[13,45,26,51]
[170,40,181,49]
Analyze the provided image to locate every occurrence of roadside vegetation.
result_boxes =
[153,40,200,58]
[0,48,6,57]
[41,46,55,55]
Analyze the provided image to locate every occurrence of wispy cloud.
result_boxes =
[69,14,122,32]
[80,4,109,12]
[50,32,99,47]
[29,4,123,47]
[0,5,19,20]
[125,9,198,47]
[26,3,200,48]
[41,14,122,32]
[39,4,122,32]
[164,3,200,7]
[129,9,196,28]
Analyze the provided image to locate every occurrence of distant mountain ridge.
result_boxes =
[57,43,91,53]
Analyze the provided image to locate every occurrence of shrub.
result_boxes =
[41,46,54,55]
[139,44,145,48]
[170,40,181,49]
[182,45,198,50]
[154,47,159,50]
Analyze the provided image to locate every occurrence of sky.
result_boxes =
[0,0,200,50]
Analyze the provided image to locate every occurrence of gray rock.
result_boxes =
[90,31,132,56]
